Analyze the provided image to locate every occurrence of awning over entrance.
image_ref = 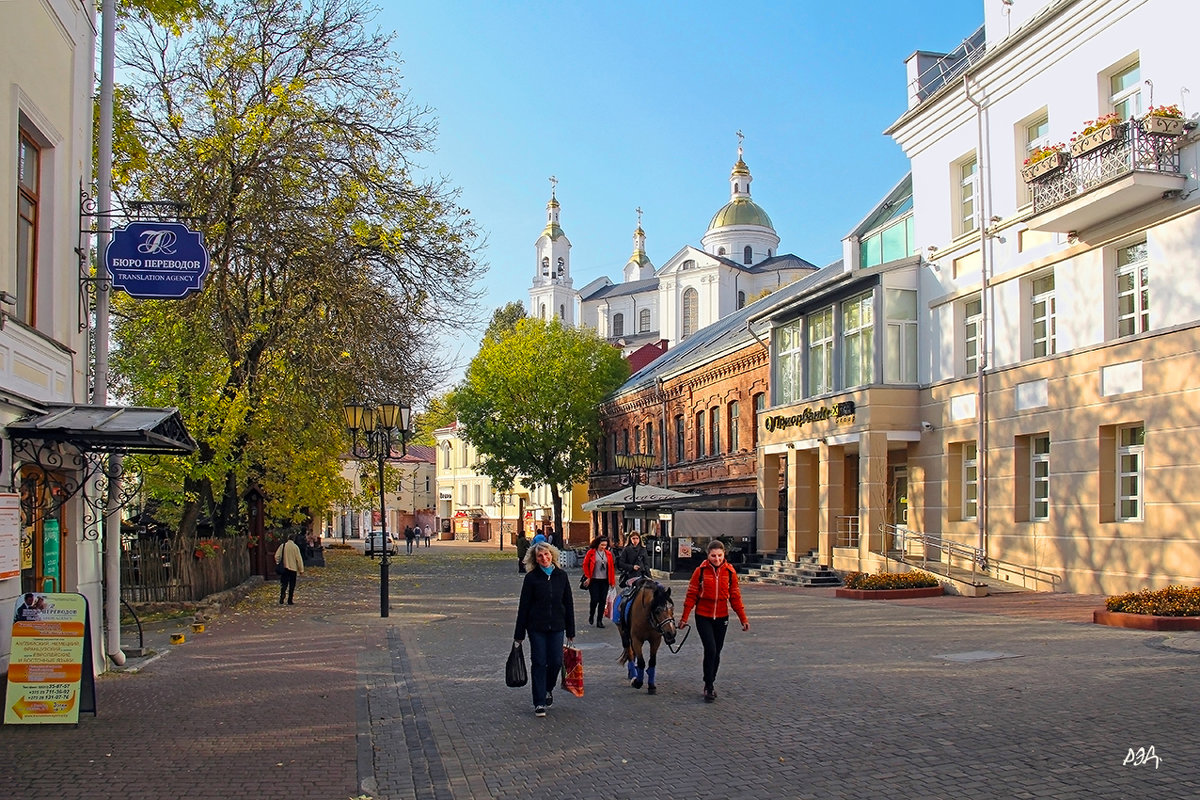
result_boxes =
[582,484,698,512]
[7,404,197,454]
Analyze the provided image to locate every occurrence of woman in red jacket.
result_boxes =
[679,538,750,702]
[580,536,616,628]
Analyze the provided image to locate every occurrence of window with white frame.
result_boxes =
[737,290,746,309]
[612,313,624,337]
[1116,240,1149,337]
[1109,60,1142,121]
[682,288,699,339]
[962,441,979,520]
[443,443,451,469]
[639,308,650,333]
[1117,424,1145,521]
[17,130,40,325]
[1031,272,1056,358]
[728,401,739,452]
[752,392,765,448]
[957,155,978,236]
[964,295,983,376]
[459,485,468,505]
[472,484,481,506]
[774,318,803,405]
[743,245,753,264]
[808,306,834,396]
[1031,434,1050,521]
[843,292,874,388]
[884,289,917,383]
[1021,113,1049,205]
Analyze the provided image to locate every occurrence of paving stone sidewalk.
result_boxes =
[2,545,1198,800]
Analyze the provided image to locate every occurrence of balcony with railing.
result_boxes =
[1026,119,1187,234]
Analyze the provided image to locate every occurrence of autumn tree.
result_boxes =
[454,318,629,548]
[483,301,527,343]
[108,0,484,536]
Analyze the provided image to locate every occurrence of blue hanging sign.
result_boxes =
[104,221,211,299]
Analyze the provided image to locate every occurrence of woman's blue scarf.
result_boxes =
[540,565,554,576]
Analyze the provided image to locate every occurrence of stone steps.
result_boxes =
[743,550,842,588]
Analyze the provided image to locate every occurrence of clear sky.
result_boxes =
[376,1,986,385]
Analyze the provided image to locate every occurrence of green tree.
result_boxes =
[109,0,483,537]
[454,318,629,547]
[482,301,527,343]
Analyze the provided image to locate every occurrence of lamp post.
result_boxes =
[616,451,656,543]
[344,401,411,618]
[497,492,512,552]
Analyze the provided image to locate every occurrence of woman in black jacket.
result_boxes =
[513,541,576,717]
[616,531,649,586]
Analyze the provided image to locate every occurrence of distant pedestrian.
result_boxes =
[404,525,415,554]
[679,539,749,703]
[423,525,432,547]
[581,535,615,628]
[515,532,530,573]
[513,541,575,717]
[275,534,306,605]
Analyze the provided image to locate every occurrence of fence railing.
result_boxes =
[121,535,251,602]
[881,525,1061,590]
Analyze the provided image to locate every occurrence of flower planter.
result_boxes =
[1093,609,1200,631]
[1070,124,1119,157]
[1142,115,1185,137]
[1021,151,1065,183]
[836,585,944,601]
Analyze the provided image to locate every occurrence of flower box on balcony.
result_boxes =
[1142,115,1185,137]
[1021,150,1065,183]
[1070,123,1120,157]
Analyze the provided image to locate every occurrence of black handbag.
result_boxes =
[506,642,528,688]
[275,561,286,576]
[579,574,589,590]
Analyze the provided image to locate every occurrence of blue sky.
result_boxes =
[378,1,985,382]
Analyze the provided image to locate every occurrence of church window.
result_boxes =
[743,246,753,264]
[737,291,746,310]
[682,259,695,271]
[557,257,565,276]
[612,313,624,337]
[639,308,650,333]
[682,288,699,339]
[541,257,549,276]
[559,304,565,319]
[717,247,726,256]
[540,303,546,319]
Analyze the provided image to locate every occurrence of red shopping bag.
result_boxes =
[561,645,584,697]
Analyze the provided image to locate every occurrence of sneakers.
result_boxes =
[703,685,716,703]
[534,705,546,717]
[544,690,553,707]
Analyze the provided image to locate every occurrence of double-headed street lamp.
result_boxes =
[344,401,411,618]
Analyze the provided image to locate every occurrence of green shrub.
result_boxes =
[1105,585,1200,616]
[842,571,940,590]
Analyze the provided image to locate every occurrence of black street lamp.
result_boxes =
[344,401,411,618]
[616,451,657,505]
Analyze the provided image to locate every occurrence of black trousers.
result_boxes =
[588,578,610,622]
[695,615,729,688]
[279,569,298,603]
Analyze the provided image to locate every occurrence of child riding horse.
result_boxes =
[617,578,679,695]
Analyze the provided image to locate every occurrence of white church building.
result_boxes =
[528,145,820,353]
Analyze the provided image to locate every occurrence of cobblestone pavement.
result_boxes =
[2,544,1198,799]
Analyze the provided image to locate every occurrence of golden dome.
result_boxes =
[709,197,774,230]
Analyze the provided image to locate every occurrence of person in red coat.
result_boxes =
[679,538,750,702]
[580,536,616,628]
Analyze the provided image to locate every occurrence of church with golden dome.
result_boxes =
[528,138,819,354]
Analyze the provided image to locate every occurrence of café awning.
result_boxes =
[581,484,698,512]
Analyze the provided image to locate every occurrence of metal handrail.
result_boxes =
[880,524,1061,590]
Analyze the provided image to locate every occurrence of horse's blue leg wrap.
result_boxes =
[627,661,637,679]
[647,666,656,685]
[636,665,645,681]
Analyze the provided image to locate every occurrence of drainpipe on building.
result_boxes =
[97,0,125,668]
[965,75,990,563]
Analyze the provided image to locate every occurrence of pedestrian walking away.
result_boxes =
[513,541,576,717]
[679,538,749,703]
[515,532,530,573]
[404,525,415,554]
[275,534,306,605]
[616,531,649,587]
[423,525,432,547]
[581,535,615,628]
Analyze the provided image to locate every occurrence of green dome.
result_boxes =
[709,197,774,230]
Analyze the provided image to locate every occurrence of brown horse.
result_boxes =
[617,579,679,695]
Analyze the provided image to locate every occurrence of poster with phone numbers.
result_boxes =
[5,592,95,725]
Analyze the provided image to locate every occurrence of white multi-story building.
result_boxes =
[529,145,819,355]
[754,0,1200,595]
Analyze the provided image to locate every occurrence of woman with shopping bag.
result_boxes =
[580,536,616,628]
[513,540,576,718]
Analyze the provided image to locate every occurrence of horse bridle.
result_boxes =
[646,589,690,654]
